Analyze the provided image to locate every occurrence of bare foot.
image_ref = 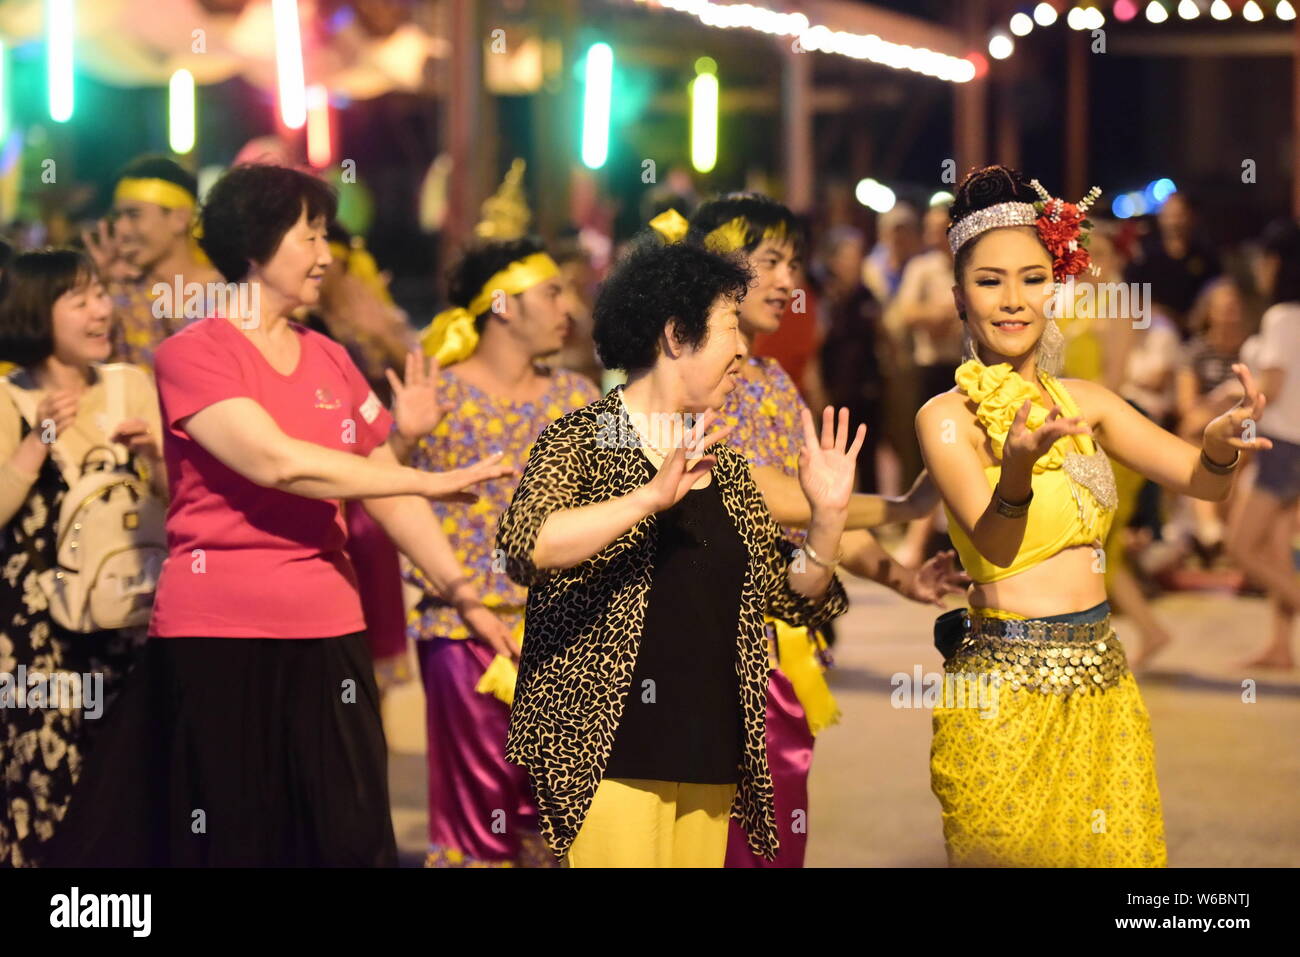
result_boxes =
[1129,629,1173,671]
[1241,647,1296,670]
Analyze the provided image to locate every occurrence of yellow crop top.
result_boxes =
[943,359,1118,584]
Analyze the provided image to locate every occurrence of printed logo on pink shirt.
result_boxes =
[314,387,342,410]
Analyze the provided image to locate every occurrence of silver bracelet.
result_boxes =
[1200,446,1241,475]
[802,540,840,572]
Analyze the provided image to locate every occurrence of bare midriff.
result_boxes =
[965,543,1107,619]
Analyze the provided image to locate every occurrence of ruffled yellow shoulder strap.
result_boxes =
[954,358,1078,473]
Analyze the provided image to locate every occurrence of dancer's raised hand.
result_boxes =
[1203,362,1274,459]
[1004,399,1091,467]
[639,408,734,513]
[797,406,865,516]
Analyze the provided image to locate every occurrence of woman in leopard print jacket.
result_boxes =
[496,238,861,866]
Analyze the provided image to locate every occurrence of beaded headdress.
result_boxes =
[948,179,1102,283]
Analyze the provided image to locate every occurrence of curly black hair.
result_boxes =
[115,154,198,202]
[950,165,1046,281]
[594,234,752,374]
[0,247,96,367]
[197,164,337,281]
[446,236,547,332]
[687,192,805,258]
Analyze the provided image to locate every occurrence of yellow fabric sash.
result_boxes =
[474,615,527,707]
[113,177,195,211]
[768,615,840,736]
[419,252,559,366]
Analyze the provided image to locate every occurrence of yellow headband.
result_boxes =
[647,208,791,255]
[420,252,560,366]
[114,177,196,211]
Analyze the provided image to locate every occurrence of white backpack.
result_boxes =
[4,365,167,632]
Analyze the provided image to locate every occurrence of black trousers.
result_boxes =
[49,632,398,867]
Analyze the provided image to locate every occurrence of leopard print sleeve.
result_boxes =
[495,410,593,588]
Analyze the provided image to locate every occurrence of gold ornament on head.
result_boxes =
[648,208,690,243]
[420,159,554,365]
[474,158,531,241]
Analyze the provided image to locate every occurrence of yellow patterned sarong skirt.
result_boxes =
[930,605,1167,867]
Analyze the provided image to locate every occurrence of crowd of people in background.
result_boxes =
[1,148,1297,869]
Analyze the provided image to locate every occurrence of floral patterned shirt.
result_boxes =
[404,366,600,640]
[720,355,807,542]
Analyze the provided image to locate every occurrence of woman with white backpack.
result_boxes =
[0,247,167,867]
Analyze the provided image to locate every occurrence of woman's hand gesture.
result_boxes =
[420,452,516,503]
[797,406,865,517]
[1203,362,1273,459]
[638,409,734,514]
[387,350,453,443]
[1003,399,1091,468]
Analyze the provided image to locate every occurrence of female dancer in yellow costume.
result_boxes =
[916,166,1270,867]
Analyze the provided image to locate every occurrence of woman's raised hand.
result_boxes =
[639,408,734,514]
[1203,362,1274,458]
[1003,399,1091,467]
[797,406,865,516]
[387,350,454,443]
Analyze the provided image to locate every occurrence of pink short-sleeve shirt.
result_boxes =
[148,317,394,638]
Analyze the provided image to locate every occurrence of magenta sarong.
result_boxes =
[417,636,553,867]
[724,667,815,868]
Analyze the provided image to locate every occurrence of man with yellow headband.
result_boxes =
[651,194,967,867]
[398,236,599,867]
[83,155,221,374]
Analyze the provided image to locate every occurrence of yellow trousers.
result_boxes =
[565,777,736,868]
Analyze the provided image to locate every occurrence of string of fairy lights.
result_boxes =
[989,1,1297,61]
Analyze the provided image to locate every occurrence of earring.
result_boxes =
[1036,317,1066,377]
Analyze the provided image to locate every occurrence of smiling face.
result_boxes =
[955,226,1054,365]
[737,239,797,337]
[670,294,747,412]
[51,272,113,366]
[256,206,332,311]
[112,198,192,273]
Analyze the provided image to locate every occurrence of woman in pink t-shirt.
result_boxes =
[51,165,512,867]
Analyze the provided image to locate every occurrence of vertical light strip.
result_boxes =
[273,0,306,129]
[0,39,9,143]
[581,42,612,169]
[690,72,718,174]
[169,69,196,154]
[306,84,331,167]
[47,0,75,122]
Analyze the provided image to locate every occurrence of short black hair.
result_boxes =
[115,154,198,202]
[950,165,1047,281]
[446,236,547,332]
[1262,218,1300,306]
[197,164,337,281]
[593,233,752,373]
[0,247,97,367]
[687,192,804,258]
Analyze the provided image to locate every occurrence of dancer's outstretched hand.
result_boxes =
[387,350,454,443]
[1004,399,1091,467]
[421,451,516,503]
[1203,362,1274,458]
[639,409,734,513]
[797,406,865,516]
[904,549,971,608]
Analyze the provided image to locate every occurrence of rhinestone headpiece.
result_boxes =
[946,201,1037,255]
